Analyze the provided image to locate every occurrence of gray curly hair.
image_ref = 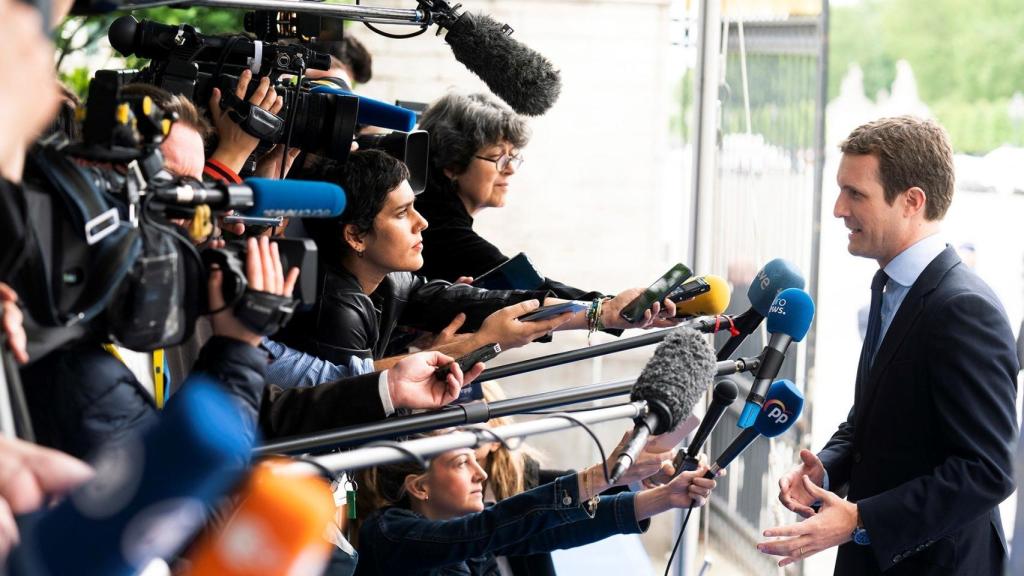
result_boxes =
[419,92,531,188]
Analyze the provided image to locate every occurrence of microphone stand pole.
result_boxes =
[122,0,430,26]
[299,402,647,474]
[478,317,736,383]
[257,356,760,456]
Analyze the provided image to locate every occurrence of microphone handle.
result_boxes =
[684,398,732,461]
[705,427,760,478]
[716,308,764,360]
[609,411,659,484]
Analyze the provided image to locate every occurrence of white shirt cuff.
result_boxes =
[378,370,395,417]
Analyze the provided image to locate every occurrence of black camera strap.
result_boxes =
[234,290,297,336]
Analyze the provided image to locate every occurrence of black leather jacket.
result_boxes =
[278,263,550,365]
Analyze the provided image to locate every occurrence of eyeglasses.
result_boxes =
[474,151,524,172]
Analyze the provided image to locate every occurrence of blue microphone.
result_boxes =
[706,379,804,477]
[244,178,347,218]
[309,85,418,132]
[717,259,805,360]
[737,288,814,428]
[9,378,253,576]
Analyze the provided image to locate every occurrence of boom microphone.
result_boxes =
[9,378,252,576]
[438,10,561,116]
[706,379,804,478]
[717,258,805,360]
[737,288,814,428]
[609,327,716,483]
[675,274,731,317]
[184,459,335,576]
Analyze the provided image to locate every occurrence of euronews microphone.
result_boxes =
[184,459,335,576]
[737,288,814,428]
[717,259,805,360]
[609,327,717,484]
[9,378,253,576]
[706,379,804,478]
[151,178,347,218]
[674,275,731,317]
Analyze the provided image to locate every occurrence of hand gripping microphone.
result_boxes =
[435,8,562,116]
[9,377,253,576]
[150,178,347,218]
[673,379,739,474]
[737,288,814,429]
[717,258,805,360]
[674,275,731,317]
[184,459,336,576]
[706,379,804,478]
[609,327,717,484]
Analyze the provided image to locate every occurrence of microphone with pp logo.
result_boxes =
[736,288,814,429]
[717,259,805,360]
[705,379,804,478]
[8,378,252,576]
[608,327,717,484]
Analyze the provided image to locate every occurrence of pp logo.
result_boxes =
[763,399,790,425]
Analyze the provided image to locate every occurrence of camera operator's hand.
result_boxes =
[208,237,299,347]
[209,70,283,174]
[0,283,28,365]
[254,143,302,179]
[600,288,680,330]
[386,351,485,410]
[0,436,93,561]
[0,0,60,183]
[475,300,572,351]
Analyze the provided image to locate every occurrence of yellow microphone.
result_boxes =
[674,275,731,317]
[184,459,336,576]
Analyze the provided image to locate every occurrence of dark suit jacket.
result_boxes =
[818,247,1018,575]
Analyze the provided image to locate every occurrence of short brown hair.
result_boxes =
[120,83,214,140]
[839,116,954,220]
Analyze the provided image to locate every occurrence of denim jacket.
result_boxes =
[355,473,648,576]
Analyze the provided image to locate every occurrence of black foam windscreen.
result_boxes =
[444,12,562,116]
[631,327,716,434]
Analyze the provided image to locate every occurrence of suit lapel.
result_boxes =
[854,246,961,431]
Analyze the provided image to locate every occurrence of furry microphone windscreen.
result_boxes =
[631,327,717,434]
[444,12,562,116]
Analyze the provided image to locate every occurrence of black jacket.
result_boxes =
[279,262,549,365]
[415,183,604,301]
[818,247,1018,575]
[23,336,268,459]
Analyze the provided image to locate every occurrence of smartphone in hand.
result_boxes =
[517,301,589,322]
[620,263,693,323]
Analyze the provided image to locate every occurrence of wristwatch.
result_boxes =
[852,518,871,546]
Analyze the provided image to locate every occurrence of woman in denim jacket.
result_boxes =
[354,432,716,575]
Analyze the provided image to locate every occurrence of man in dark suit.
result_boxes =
[757,116,1018,575]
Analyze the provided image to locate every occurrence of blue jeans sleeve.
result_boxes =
[363,473,591,574]
[493,490,645,557]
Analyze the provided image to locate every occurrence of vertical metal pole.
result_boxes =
[682,2,722,574]
[802,4,829,573]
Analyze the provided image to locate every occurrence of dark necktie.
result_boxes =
[859,269,889,380]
